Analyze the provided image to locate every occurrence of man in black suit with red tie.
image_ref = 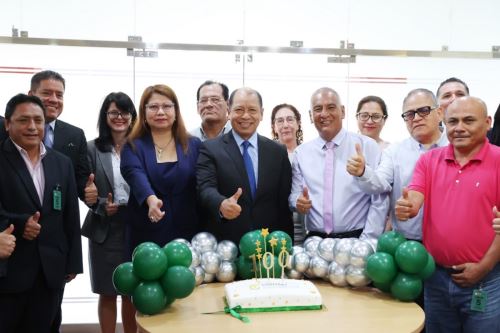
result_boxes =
[197,87,293,245]
[0,94,83,333]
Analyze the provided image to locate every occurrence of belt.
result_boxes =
[307,228,363,239]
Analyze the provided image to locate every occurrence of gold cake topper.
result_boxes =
[248,228,291,279]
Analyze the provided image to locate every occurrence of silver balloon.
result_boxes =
[292,252,310,273]
[349,240,374,268]
[304,236,323,246]
[292,245,304,255]
[310,256,329,278]
[304,266,316,279]
[285,268,303,279]
[191,266,205,286]
[216,240,238,261]
[334,238,354,267]
[345,265,371,287]
[191,232,218,253]
[304,238,321,257]
[318,238,337,262]
[189,247,201,268]
[328,261,348,287]
[365,238,378,252]
[203,272,215,283]
[172,238,191,247]
[201,251,221,274]
[216,261,237,282]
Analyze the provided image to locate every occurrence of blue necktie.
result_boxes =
[44,124,53,148]
[242,141,256,199]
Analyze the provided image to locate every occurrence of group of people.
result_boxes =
[0,70,499,333]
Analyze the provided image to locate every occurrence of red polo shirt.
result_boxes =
[409,140,500,266]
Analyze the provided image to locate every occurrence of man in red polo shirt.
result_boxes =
[395,96,500,332]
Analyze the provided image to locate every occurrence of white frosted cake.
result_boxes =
[224,278,322,312]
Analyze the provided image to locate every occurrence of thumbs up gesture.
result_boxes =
[23,211,41,240]
[0,224,16,259]
[220,188,243,220]
[395,187,413,221]
[84,173,98,206]
[493,206,500,235]
[105,192,119,216]
[346,143,366,177]
[296,186,312,214]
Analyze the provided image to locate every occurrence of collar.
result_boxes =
[315,127,346,149]
[46,119,56,130]
[232,130,258,148]
[409,129,448,151]
[199,121,231,140]
[445,138,490,162]
[11,140,47,159]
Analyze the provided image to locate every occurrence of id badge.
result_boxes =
[470,288,487,312]
[53,185,62,211]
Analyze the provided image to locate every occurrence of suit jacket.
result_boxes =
[0,139,83,292]
[0,116,6,143]
[81,140,114,244]
[197,131,293,245]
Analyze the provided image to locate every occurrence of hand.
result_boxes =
[23,211,41,240]
[451,263,489,287]
[296,186,312,214]
[147,195,165,223]
[394,187,413,221]
[105,193,119,216]
[346,143,366,177]
[0,224,16,259]
[219,188,242,220]
[84,173,98,206]
[65,273,77,283]
[493,206,500,235]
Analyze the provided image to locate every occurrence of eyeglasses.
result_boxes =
[198,96,224,105]
[107,111,132,120]
[401,106,437,121]
[356,112,386,123]
[275,116,297,125]
[145,103,175,113]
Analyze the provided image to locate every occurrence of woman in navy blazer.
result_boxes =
[121,84,201,259]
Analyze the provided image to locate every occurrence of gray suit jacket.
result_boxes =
[81,140,114,244]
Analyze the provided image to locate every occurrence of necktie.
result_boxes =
[323,141,335,234]
[44,124,53,148]
[242,141,256,199]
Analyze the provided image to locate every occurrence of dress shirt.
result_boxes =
[111,147,130,205]
[289,128,388,241]
[44,120,55,147]
[356,131,448,240]
[12,140,47,203]
[232,131,259,185]
[190,122,232,142]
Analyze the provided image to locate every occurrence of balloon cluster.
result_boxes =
[112,241,195,315]
[366,231,435,301]
[287,236,375,287]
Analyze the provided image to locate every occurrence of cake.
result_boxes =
[224,278,322,312]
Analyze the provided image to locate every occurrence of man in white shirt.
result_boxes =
[290,87,388,241]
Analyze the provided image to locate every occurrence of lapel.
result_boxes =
[52,119,70,151]
[223,132,253,201]
[41,152,57,212]
[96,148,114,190]
[255,135,268,199]
[2,139,42,208]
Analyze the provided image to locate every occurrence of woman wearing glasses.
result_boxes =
[121,85,201,258]
[271,103,305,244]
[82,92,137,333]
[355,96,390,150]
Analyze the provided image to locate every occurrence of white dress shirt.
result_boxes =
[12,140,47,203]
[289,128,389,241]
[356,131,448,240]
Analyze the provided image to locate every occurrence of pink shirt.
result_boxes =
[12,140,47,204]
[409,140,500,266]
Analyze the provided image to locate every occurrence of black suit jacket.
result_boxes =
[197,131,293,245]
[0,119,90,201]
[0,139,83,292]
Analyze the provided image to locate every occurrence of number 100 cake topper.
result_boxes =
[248,228,291,279]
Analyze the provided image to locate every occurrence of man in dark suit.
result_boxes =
[197,87,293,245]
[0,94,83,333]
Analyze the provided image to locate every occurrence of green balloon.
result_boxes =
[377,231,406,256]
[395,241,429,274]
[236,256,255,279]
[133,246,168,281]
[366,252,398,284]
[112,262,140,296]
[268,230,293,253]
[374,280,392,293]
[390,273,423,302]
[239,230,267,258]
[161,266,195,299]
[163,241,192,268]
[132,242,160,259]
[133,281,167,315]
[418,253,436,280]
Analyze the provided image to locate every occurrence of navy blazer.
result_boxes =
[0,139,83,292]
[196,131,293,245]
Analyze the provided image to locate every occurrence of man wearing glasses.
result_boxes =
[191,80,232,141]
